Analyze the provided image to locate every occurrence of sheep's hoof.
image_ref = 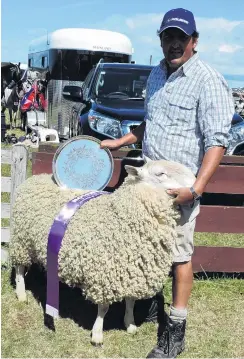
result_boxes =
[126,324,137,335]
[91,341,103,348]
[91,332,103,347]
[16,291,27,302]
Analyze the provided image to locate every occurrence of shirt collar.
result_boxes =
[182,53,199,76]
[160,53,199,78]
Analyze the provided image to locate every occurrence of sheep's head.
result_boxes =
[125,157,195,190]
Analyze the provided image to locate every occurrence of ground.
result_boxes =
[1,267,244,358]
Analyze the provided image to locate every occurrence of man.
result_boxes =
[101,8,234,358]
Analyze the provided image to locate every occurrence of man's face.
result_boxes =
[161,28,198,69]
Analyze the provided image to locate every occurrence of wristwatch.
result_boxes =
[189,187,202,201]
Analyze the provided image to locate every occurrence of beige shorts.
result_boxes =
[173,201,200,263]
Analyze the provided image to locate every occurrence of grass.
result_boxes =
[194,232,244,248]
[1,266,244,358]
[2,108,26,139]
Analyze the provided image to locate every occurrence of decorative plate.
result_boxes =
[52,135,114,190]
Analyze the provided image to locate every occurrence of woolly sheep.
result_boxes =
[10,158,195,345]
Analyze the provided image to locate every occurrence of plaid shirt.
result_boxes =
[143,53,234,175]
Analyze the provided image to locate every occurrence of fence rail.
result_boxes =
[1,203,11,218]
[1,176,12,192]
[1,149,12,164]
[1,145,28,262]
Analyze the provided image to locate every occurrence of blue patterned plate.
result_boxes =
[52,136,114,190]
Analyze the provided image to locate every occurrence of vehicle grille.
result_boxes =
[121,120,142,149]
[129,125,142,149]
[129,125,139,131]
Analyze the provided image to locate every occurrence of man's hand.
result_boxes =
[167,187,194,205]
[100,139,122,150]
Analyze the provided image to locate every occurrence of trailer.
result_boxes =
[27,28,133,142]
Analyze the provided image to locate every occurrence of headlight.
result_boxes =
[88,110,122,138]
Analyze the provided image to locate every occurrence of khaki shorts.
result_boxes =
[173,201,200,263]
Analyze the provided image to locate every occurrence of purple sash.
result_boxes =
[45,191,111,318]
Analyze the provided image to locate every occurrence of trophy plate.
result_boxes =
[53,135,114,190]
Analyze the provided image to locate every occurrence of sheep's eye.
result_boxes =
[156,172,165,176]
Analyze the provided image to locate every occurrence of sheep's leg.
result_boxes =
[91,304,109,346]
[15,265,27,302]
[124,298,137,334]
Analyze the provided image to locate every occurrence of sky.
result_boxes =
[1,0,244,88]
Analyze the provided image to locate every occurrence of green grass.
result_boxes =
[1,268,244,358]
[3,108,26,138]
[194,232,244,248]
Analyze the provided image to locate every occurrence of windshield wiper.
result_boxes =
[122,97,144,101]
[99,94,144,100]
[103,93,129,99]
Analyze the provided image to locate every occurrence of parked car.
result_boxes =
[227,113,244,156]
[62,62,153,147]
[62,62,244,155]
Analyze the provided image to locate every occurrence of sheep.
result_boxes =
[9,158,196,346]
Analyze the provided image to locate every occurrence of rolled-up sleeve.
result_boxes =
[198,74,235,152]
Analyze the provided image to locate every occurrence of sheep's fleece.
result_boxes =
[10,173,180,304]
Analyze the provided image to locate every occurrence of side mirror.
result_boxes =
[62,85,83,102]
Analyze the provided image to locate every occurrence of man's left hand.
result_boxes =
[167,187,194,205]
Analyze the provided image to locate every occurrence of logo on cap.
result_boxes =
[167,18,189,24]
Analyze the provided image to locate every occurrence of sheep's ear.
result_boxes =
[124,165,139,176]
[143,155,152,163]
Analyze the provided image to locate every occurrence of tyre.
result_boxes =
[233,143,244,156]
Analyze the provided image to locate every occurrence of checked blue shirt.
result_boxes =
[143,53,235,175]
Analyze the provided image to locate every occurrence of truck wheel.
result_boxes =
[233,143,244,156]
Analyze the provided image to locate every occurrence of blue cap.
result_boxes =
[158,8,197,36]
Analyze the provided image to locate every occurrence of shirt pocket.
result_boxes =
[167,94,196,124]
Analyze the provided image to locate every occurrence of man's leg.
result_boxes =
[172,260,193,308]
[147,203,199,359]
[147,266,190,359]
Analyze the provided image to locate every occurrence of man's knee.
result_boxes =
[172,260,193,275]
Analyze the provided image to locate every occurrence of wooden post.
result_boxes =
[10,144,28,222]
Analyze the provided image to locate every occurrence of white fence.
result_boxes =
[1,144,28,263]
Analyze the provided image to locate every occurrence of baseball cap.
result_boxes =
[158,8,197,36]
